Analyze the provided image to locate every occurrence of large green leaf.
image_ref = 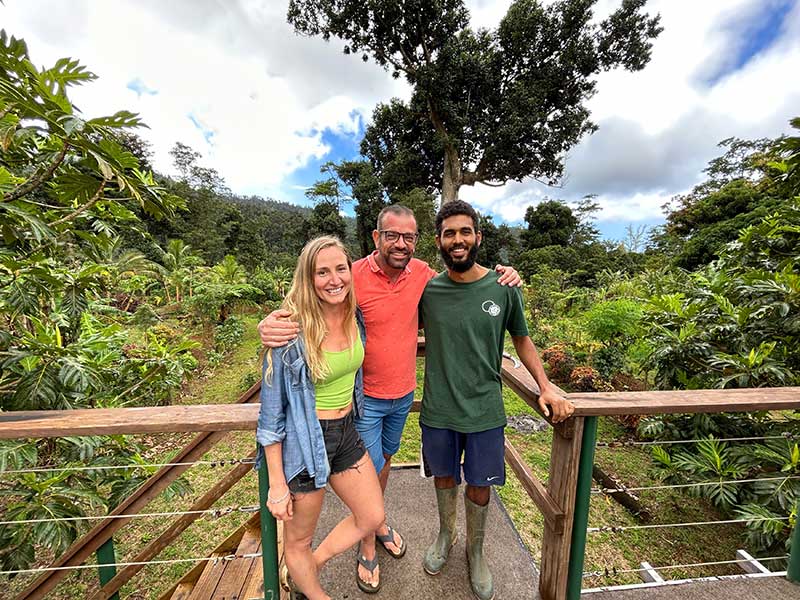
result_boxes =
[49,170,102,205]
[87,110,143,129]
[13,361,60,409]
[0,440,37,472]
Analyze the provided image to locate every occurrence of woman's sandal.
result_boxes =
[376,524,407,559]
[280,561,309,600]
[356,552,381,594]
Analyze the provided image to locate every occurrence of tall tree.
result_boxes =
[288,0,661,203]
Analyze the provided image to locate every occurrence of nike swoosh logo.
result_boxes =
[487,476,501,481]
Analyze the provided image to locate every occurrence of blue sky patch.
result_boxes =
[705,0,794,86]
[188,113,215,144]
[282,117,365,211]
[126,77,158,98]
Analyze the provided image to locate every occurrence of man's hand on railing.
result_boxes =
[538,387,574,423]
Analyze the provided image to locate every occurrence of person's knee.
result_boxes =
[466,484,490,506]
[357,505,385,534]
[434,476,458,489]
[284,532,314,555]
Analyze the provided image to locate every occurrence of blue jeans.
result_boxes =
[355,391,415,473]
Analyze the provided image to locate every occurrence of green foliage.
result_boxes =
[214,315,245,354]
[305,200,347,240]
[583,299,643,343]
[0,435,192,575]
[662,121,800,270]
[650,433,800,553]
[643,199,800,390]
[0,35,201,574]
[523,200,578,248]
[478,213,519,267]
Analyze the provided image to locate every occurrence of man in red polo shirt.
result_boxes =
[258,204,520,592]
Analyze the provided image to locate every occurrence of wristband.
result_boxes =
[267,489,290,504]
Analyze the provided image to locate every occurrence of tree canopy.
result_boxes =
[288,0,662,202]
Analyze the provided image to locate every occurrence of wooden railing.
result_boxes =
[500,358,800,599]
[1,364,799,600]
[0,382,278,600]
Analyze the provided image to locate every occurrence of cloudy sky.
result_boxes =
[4,0,799,239]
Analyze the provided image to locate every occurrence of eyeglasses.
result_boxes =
[379,230,419,244]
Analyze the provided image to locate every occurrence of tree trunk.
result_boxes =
[441,146,462,204]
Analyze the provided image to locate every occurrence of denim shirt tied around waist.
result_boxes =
[255,309,366,489]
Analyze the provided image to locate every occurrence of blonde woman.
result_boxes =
[256,237,384,600]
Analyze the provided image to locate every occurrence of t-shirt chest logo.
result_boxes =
[481,300,501,317]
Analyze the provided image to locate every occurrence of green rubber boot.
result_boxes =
[465,495,494,600]
[423,485,458,575]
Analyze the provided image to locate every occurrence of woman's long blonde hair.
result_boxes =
[266,236,358,382]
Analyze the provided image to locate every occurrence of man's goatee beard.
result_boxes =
[440,244,478,272]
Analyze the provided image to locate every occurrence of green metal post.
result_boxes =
[96,537,120,600]
[566,416,598,600]
[258,458,280,599]
[788,500,800,584]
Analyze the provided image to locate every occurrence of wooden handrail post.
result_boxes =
[257,458,280,598]
[539,416,584,600]
[566,416,597,600]
[96,538,119,600]
[788,499,800,584]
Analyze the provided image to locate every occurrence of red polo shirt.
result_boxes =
[352,251,437,399]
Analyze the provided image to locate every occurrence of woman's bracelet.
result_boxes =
[267,489,291,504]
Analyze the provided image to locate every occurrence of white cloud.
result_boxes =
[2,0,405,200]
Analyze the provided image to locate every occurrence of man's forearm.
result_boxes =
[511,336,552,394]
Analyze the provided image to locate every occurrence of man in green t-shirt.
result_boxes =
[419,200,574,600]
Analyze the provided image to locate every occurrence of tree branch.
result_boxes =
[50,176,109,226]
[420,33,432,66]
[373,47,415,76]
[427,100,448,138]
[4,141,70,202]
[396,45,419,74]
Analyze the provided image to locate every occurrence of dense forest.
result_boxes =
[1,0,799,580]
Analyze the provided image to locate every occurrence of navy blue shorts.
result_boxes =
[420,423,506,487]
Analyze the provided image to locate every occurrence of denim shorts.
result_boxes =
[421,424,506,487]
[354,391,415,473]
[288,411,366,494]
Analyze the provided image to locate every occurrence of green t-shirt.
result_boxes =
[420,270,529,433]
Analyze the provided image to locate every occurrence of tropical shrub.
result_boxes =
[651,432,800,554]
[643,199,800,390]
[0,33,196,573]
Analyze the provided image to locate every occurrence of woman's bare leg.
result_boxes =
[283,489,328,600]
[313,453,385,569]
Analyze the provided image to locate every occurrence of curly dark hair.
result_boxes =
[434,200,479,235]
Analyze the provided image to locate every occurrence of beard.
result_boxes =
[440,243,479,273]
